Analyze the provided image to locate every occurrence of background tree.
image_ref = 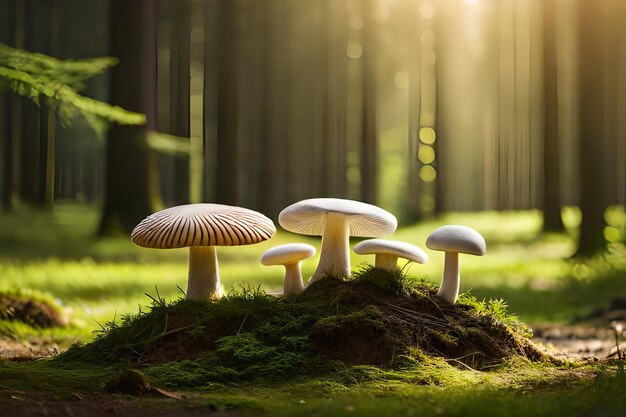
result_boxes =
[215,0,241,206]
[359,0,378,204]
[541,0,564,232]
[576,0,608,256]
[99,0,158,234]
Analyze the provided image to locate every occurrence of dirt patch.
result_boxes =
[533,325,625,359]
[0,390,236,417]
[0,336,59,360]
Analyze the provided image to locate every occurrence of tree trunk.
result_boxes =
[359,0,378,204]
[407,0,422,222]
[1,0,24,211]
[170,0,191,205]
[99,0,158,235]
[576,0,607,256]
[216,0,240,206]
[541,0,564,232]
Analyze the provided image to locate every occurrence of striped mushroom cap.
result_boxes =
[278,198,397,237]
[131,203,276,249]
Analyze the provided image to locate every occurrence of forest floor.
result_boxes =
[1,205,626,416]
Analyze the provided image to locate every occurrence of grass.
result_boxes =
[1,354,624,416]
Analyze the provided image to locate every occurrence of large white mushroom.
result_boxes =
[131,203,276,300]
[425,225,486,304]
[260,243,316,296]
[353,239,428,271]
[279,198,397,282]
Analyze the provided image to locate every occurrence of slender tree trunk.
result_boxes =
[43,107,56,210]
[216,0,240,206]
[359,0,378,204]
[203,0,218,203]
[36,0,60,210]
[542,0,564,232]
[407,0,422,222]
[170,0,191,205]
[2,0,24,211]
[576,0,607,255]
[99,0,158,234]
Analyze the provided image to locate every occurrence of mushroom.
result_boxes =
[279,198,397,282]
[353,239,428,271]
[260,243,316,296]
[425,225,486,304]
[131,203,276,300]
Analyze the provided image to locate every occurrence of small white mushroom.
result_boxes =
[353,239,428,271]
[279,198,397,282]
[425,225,486,304]
[260,243,316,296]
[131,203,276,300]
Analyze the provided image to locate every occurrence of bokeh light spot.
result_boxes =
[418,145,435,164]
[419,127,436,144]
[347,42,363,59]
[604,226,621,243]
[394,71,409,90]
[420,194,435,212]
[420,3,434,19]
[419,165,437,183]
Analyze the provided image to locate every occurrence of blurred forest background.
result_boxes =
[0,0,625,257]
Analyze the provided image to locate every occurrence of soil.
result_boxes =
[533,325,619,359]
[0,390,237,417]
[0,335,59,360]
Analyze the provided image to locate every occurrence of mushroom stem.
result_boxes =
[187,246,222,300]
[375,253,399,271]
[283,262,305,295]
[437,251,459,304]
[311,214,350,282]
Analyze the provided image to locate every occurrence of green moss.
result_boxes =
[0,289,68,328]
[59,266,554,390]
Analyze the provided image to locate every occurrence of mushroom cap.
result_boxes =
[353,239,429,264]
[425,225,486,255]
[260,243,316,266]
[278,198,397,237]
[131,203,276,249]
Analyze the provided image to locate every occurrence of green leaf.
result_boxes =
[146,131,190,156]
[0,66,145,132]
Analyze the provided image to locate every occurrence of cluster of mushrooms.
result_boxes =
[131,198,486,305]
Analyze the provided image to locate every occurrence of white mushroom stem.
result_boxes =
[375,253,399,271]
[437,251,459,304]
[283,262,305,295]
[311,214,350,282]
[186,246,222,300]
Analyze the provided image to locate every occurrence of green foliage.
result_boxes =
[58,266,550,393]
[0,43,145,132]
[457,291,532,338]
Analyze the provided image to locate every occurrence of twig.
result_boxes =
[123,323,197,349]
[237,314,248,335]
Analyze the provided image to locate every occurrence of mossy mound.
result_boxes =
[0,291,67,328]
[61,267,552,386]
